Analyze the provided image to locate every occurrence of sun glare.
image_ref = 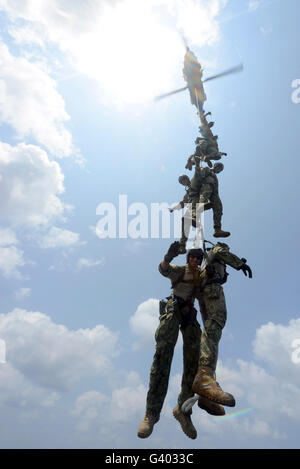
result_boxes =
[73,1,183,104]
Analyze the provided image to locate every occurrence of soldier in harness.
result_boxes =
[169,161,230,254]
[169,173,210,254]
[137,242,223,440]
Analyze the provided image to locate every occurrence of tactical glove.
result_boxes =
[238,264,252,278]
[164,241,181,263]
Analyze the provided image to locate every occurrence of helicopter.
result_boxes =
[155,45,243,114]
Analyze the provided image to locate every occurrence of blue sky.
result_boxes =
[0,0,300,449]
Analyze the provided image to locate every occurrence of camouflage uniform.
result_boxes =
[196,243,245,371]
[196,167,224,231]
[170,177,211,253]
[197,113,226,163]
[145,263,203,419]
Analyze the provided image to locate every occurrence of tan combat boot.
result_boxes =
[137,414,159,439]
[198,395,225,416]
[213,228,230,238]
[192,366,235,407]
[173,405,197,440]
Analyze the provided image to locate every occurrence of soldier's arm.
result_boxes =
[159,241,181,274]
[158,261,184,279]
[169,201,184,212]
[170,192,190,212]
[214,245,245,270]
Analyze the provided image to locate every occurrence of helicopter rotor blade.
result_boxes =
[154,86,188,101]
[203,64,244,83]
[154,64,243,101]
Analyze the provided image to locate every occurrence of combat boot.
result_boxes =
[192,366,235,407]
[213,228,230,238]
[137,414,159,439]
[198,395,225,416]
[173,405,197,440]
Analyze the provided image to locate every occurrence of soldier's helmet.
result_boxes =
[186,248,204,264]
[178,175,190,186]
[213,163,224,173]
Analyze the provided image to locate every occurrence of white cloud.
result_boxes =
[0,228,18,246]
[252,319,300,386]
[7,24,46,48]
[0,362,60,413]
[0,141,70,227]
[76,257,104,270]
[0,309,299,447]
[0,308,120,392]
[0,43,74,158]
[72,390,110,432]
[0,0,227,104]
[14,287,31,300]
[248,0,262,11]
[72,370,147,438]
[0,228,25,278]
[129,298,160,350]
[0,0,226,50]
[0,245,25,279]
[0,0,107,47]
[40,226,83,249]
[164,0,227,47]
[260,26,273,35]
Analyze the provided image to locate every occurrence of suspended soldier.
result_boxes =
[169,173,211,254]
[172,160,230,247]
[192,242,252,406]
[194,135,227,167]
[186,137,227,171]
[195,161,230,239]
[137,242,224,440]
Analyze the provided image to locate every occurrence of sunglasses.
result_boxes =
[190,255,202,260]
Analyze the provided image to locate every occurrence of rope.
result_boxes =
[193,86,207,253]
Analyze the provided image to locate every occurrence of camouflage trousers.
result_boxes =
[197,283,227,371]
[199,185,223,229]
[146,298,201,419]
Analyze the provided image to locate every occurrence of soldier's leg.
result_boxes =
[177,313,201,409]
[210,194,223,231]
[193,285,235,406]
[146,301,180,419]
[199,183,213,204]
[210,195,230,238]
[173,306,200,440]
[198,284,227,371]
